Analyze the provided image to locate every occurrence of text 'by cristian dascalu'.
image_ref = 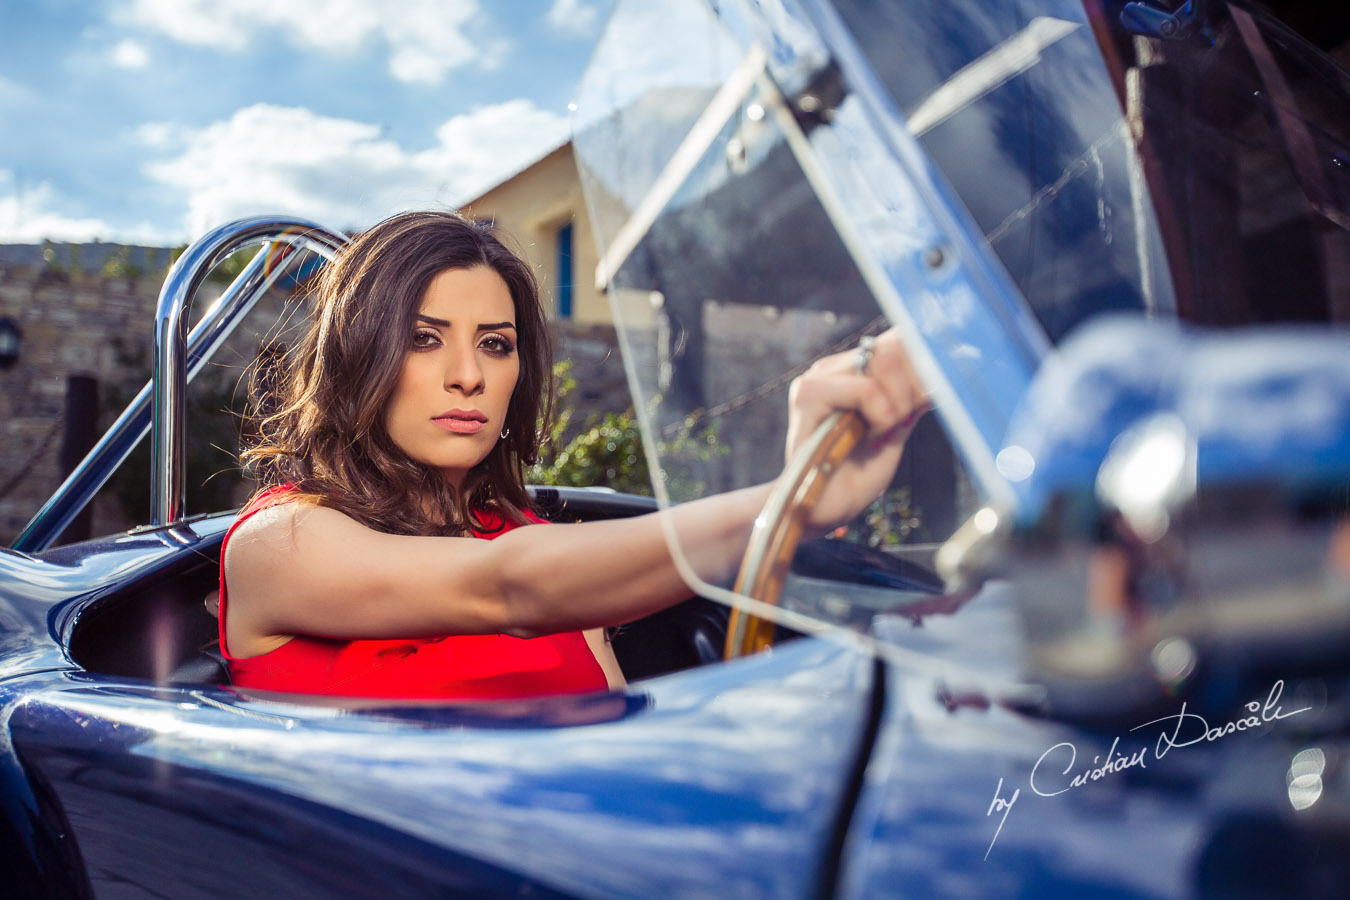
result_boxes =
[983,679,1312,859]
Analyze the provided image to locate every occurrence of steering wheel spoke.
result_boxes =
[724,410,866,658]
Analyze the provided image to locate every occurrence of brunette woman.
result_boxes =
[219,210,928,700]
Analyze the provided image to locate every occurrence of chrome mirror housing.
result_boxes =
[954,317,1350,722]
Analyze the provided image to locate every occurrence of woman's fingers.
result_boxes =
[784,327,932,530]
[789,371,898,439]
[867,329,931,426]
[786,328,929,458]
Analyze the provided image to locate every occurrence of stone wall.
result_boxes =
[0,262,167,544]
[548,319,634,441]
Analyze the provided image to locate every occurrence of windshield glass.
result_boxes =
[572,0,1350,650]
[835,0,1350,337]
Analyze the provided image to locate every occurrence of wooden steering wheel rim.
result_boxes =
[723,410,867,659]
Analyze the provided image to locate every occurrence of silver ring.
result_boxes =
[854,335,876,375]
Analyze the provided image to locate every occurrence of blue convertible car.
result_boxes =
[4,0,1349,896]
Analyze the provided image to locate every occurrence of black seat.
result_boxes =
[610,596,729,680]
[167,643,231,685]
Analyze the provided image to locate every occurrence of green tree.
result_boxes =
[529,360,651,495]
[528,360,729,499]
[837,487,925,548]
[100,245,144,281]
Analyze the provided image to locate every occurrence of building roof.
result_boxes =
[459,139,573,209]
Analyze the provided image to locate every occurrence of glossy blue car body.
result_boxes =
[5,0,1350,897]
[5,490,891,898]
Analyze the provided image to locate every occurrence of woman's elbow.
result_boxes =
[498,605,547,639]
[491,578,547,639]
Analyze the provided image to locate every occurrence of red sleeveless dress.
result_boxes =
[217,485,608,700]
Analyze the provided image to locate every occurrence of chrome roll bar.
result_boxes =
[13,217,348,552]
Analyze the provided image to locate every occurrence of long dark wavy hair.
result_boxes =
[242,210,553,536]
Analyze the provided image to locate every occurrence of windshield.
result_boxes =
[572,0,1350,651]
[835,0,1350,337]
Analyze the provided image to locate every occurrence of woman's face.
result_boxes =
[384,265,520,489]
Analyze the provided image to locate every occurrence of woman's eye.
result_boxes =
[411,330,440,349]
[481,334,515,355]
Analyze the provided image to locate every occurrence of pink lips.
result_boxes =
[432,408,488,435]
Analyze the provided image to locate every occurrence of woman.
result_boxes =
[220,210,928,700]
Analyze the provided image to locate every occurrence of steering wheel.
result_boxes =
[723,410,866,658]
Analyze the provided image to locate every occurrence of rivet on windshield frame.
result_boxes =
[923,245,949,269]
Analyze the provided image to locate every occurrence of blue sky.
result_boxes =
[0,0,613,246]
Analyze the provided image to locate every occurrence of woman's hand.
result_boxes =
[784,327,930,531]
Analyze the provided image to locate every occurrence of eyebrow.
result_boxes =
[416,314,516,331]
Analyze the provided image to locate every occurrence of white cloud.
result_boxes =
[0,174,115,243]
[111,38,150,69]
[429,99,571,194]
[140,101,568,237]
[547,0,600,36]
[122,0,487,84]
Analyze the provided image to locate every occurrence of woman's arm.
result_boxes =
[225,329,927,654]
[224,480,773,651]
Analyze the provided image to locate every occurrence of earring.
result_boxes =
[500,427,510,439]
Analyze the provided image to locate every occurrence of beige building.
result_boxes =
[461,141,610,325]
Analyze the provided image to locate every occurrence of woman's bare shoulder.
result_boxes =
[223,498,514,641]
[227,500,364,557]
[224,502,385,618]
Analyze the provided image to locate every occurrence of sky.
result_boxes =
[0,0,615,247]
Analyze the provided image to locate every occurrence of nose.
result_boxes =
[443,343,485,396]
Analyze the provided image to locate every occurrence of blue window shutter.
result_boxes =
[556,221,573,319]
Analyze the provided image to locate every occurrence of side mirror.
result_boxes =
[946,317,1350,723]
